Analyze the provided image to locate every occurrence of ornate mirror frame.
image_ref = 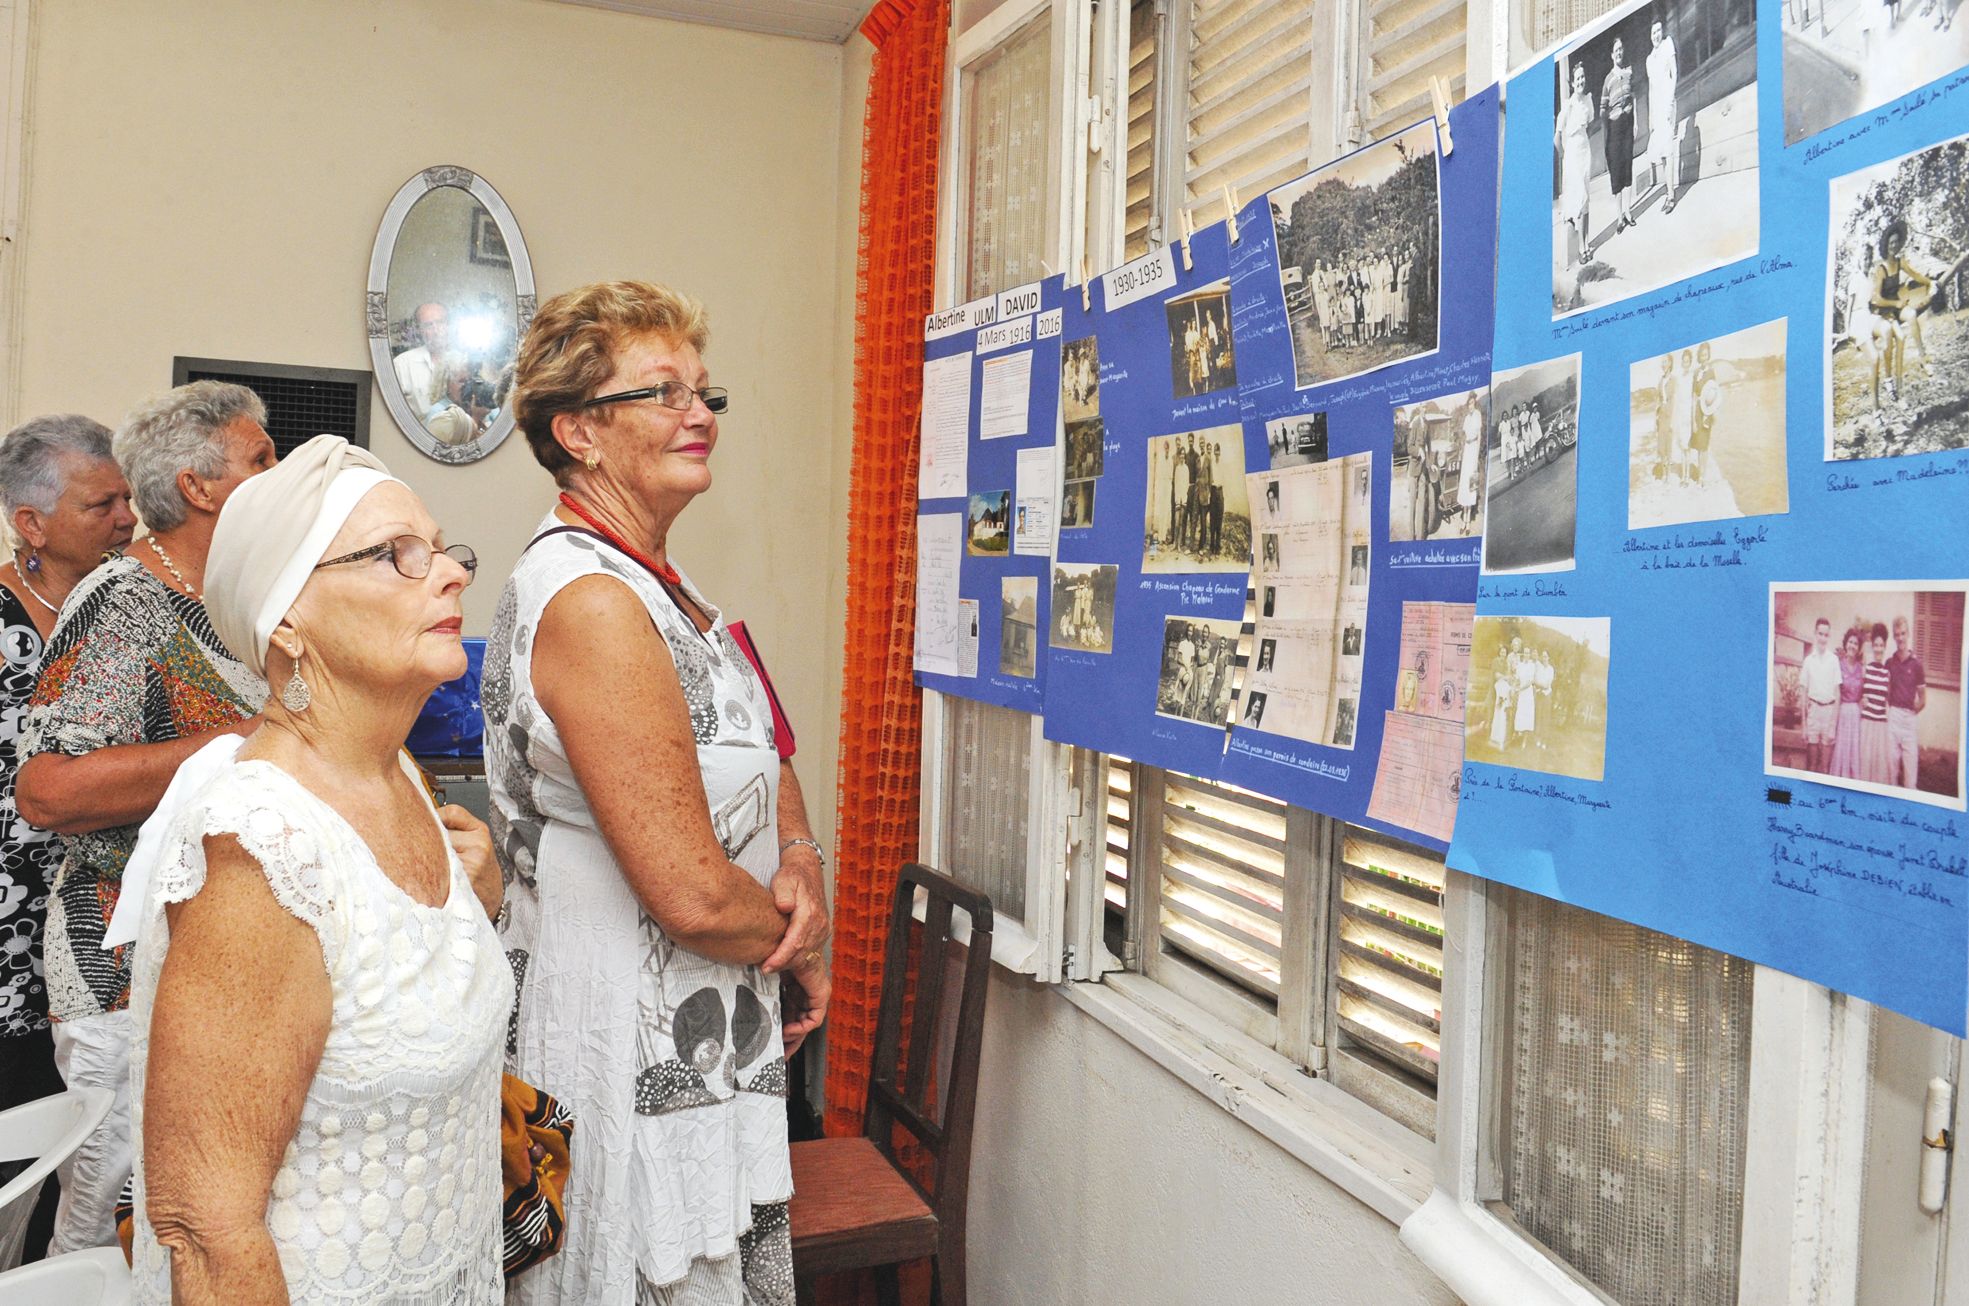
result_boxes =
[366,165,537,464]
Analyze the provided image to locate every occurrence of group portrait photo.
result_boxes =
[1482,355,1581,574]
[1766,582,1966,810]
[1269,118,1443,388]
[1143,424,1252,573]
[1165,279,1239,399]
[1552,0,1760,315]
[1155,616,1243,727]
[1465,614,1614,782]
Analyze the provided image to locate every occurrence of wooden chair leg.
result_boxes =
[874,1264,904,1306]
[934,1239,966,1306]
[793,1274,816,1306]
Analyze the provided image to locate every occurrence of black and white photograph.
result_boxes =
[1628,318,1788,529]
[1063,334,1101,422]
[1766,582,1966,810]
[1065,416,1106,480]
[1827,133,1969,460]
[966,490,1010,556]
[1049,562,1119,654]
[1143,424,1252,573]
[1392,384,1488,541]
[1264,410,1329,468]
[1465,615,1612,782]
[1258,533,1282,573]
[1000,576,1038,678]
[1482,354,1581,574]
[1156,616,1243,726]
[1242,690,1269,729]
[1333,696,1358,747]
[1061,478,1096,530]
[1269,118,1441,389]
[1165,278,1238,399]
[1783,0,1969,144]
[1257,637,1277,671]
[1552,0,1759,316]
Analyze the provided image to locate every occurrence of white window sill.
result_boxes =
[1054,971,1435,1226]
[1400,1191,1613,1306]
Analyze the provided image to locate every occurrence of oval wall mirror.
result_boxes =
[367,165,536,463]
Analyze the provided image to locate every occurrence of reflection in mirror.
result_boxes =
[384,187,519,449]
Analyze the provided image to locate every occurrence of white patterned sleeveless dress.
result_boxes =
[483,516,792,1306]
[126,755,512,1303]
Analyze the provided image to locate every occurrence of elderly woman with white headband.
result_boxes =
[119,435,511,1303]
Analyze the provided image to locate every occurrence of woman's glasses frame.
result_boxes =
[580,381,729,415]
[315,535,478,584]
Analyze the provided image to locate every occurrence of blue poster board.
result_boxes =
[1450,2,1969,1032]
[914,278,1063,714]
[1041,223,1254,778]
[1215,91,1501,851]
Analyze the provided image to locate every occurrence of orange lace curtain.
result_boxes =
[826,0,950,1140]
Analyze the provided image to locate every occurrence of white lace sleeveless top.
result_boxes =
[126,756,513,1304]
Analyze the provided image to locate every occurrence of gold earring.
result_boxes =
[583,452,601,469]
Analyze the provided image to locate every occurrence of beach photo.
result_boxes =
[1464,615,1613,782]
[1766,582,1966,809]
[1268,118,1441,388]
[1826,132,1969,460]
[1627,318,1788,529]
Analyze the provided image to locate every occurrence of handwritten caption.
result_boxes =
[1766,791,1964,908]
[1623,523,1773,572]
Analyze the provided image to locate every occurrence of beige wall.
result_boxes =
[14,0,857,852]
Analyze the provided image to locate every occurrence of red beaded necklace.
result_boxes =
[557,492,683,587]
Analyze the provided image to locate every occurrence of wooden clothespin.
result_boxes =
[1222,185,1241,246]
[1430,76,1455,157]
[1179,208,1195,272]
[1079,255,1091,311]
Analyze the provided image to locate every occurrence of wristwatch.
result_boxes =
[780,837,826,866]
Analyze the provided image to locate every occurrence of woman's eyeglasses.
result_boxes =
[581,381,729,414]
[315,535,478,584]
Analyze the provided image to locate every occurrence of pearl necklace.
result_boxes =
[147,535,200,600]
[10,556,56,615]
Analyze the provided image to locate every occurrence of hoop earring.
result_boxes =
[281,661,312,713]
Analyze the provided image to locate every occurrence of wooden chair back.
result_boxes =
[862,863,994,1224]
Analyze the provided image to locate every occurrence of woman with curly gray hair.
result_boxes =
[14,379,273,1254]
[0,413,135,1261]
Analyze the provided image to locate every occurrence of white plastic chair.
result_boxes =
[0,1087,115,1271]
[0,1245,133,1305]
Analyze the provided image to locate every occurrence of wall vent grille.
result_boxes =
[172,357,370,457]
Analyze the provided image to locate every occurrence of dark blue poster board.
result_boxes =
[1041,224,1254,778]
[1215,92,1502,852]
[913,278,1063,714]
[1449,2,1969,1033]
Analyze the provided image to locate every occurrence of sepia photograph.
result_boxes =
[1783,0,1969,144]
[1264,410,1329,468]
[1464,615,1613,782]
[1269,118,1441,389]
[1482,355,1581,574]
[1552,0,1759,316]
[1766,582,1966,809]
[1061,478,1096,530]
[1165,278,1238,399]
[1143,424,1253,572]
[1065,416,1106,480]
[1392,384,1488,541]
[966,489,1011,556]
[1826,132,1969,460]
[1049,562,1119,654]
[1000,576,1038,678]
[1063,334,1101,422]
[1627,317,1789,529]
[1156,616,1244,726]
